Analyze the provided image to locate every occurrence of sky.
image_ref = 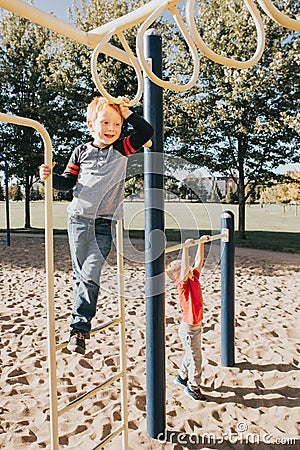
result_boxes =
[31,0,78,22]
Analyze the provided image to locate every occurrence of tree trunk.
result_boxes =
[237,140,246,239]
[24,175,31,228]
[238,192,246,239]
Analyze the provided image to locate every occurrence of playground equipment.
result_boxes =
[0,0,298,448]
[0,0,299,105]
[0,152,10,246]
[0,112,58,445]
[165,211,235,368]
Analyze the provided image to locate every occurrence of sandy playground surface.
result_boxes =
[0,234,299,449]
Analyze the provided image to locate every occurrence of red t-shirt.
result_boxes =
[175,269,203,326]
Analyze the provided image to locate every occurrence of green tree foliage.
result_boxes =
[10,184,23,201]
[182,175,208,202]
[165,176,180,198]
[125,175,144,198]
[0,12,63,226]
[164,0,300,237]
[208,181,222,203]
[0,183,5,201]
[225,185,239,204]
[260,170,300,204]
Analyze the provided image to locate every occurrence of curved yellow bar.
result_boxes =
[136,3,200,92]
[257,0,300,31]
[186,0,266,69]
[0,112,58,450]
[91,30,144,106]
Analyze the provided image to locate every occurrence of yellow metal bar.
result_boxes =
[116,219,129,450]
[186,0,266,69]
[165,231,229,254]
[58,372,122,417]
[88,0,176,37]
[90,318,122,336]
[92,425,125,450]
[0,0,183,69]
[257,0,300,31]
[0,0,90,44]
[90,29,143,106]
[0,0,133,65]
[0,112,58,450]
[136,2,200,92]
[55,318,121,351]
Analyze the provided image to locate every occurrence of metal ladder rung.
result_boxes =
[58,371,122,416]
[90,318,122,337]
[92,424,125,450]
[55,318,122,351]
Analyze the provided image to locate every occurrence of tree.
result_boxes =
[260,170,300,204]
[30,184,43,201]
[225,185,239,204]
[164,176,179,198]
[0,183,4,201]
[0,12,63,227]
[208,181,222,203]
[125,175,144,198]
[163,0,300,238]
[10,183,23,201]
[183,175,208,202]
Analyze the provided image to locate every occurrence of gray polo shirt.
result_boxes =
[52,111,154,221]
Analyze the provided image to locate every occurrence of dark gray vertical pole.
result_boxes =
[143,29,165,439]
[220,210,235,366]
[0,153,10,246]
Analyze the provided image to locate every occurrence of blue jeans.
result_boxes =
[68,216,116,333]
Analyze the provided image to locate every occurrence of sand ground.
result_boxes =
[0,235,299,449]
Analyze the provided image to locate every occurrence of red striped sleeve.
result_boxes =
[65,162,80,175]
[123,136,136,156]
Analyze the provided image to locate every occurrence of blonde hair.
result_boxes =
[87,97,123,123]
[166,259,181,281]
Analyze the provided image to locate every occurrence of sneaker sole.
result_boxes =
[174,377,188,387]
[184,388,207,401]
[67,343,85,355]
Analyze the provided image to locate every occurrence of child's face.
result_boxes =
[88,105,123,147]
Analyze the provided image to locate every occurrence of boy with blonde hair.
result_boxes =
[40,96,153,354]
[166,236,209,401]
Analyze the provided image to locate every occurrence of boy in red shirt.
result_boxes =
[166,236,209,401]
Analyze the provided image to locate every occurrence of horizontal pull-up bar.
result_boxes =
[165,229,229,254]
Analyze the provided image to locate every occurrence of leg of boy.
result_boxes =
[178,322,203,390]
[68,217,115,333]
[178,322,189,381]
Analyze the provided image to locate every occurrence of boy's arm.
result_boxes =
[193,235,210,272]
[52,172,77,191]
[39,148,80,191]
[180,239,194,282]
[121,112,154,153]
[40,165,77,191]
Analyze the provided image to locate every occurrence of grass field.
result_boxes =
[1,200,299,252]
